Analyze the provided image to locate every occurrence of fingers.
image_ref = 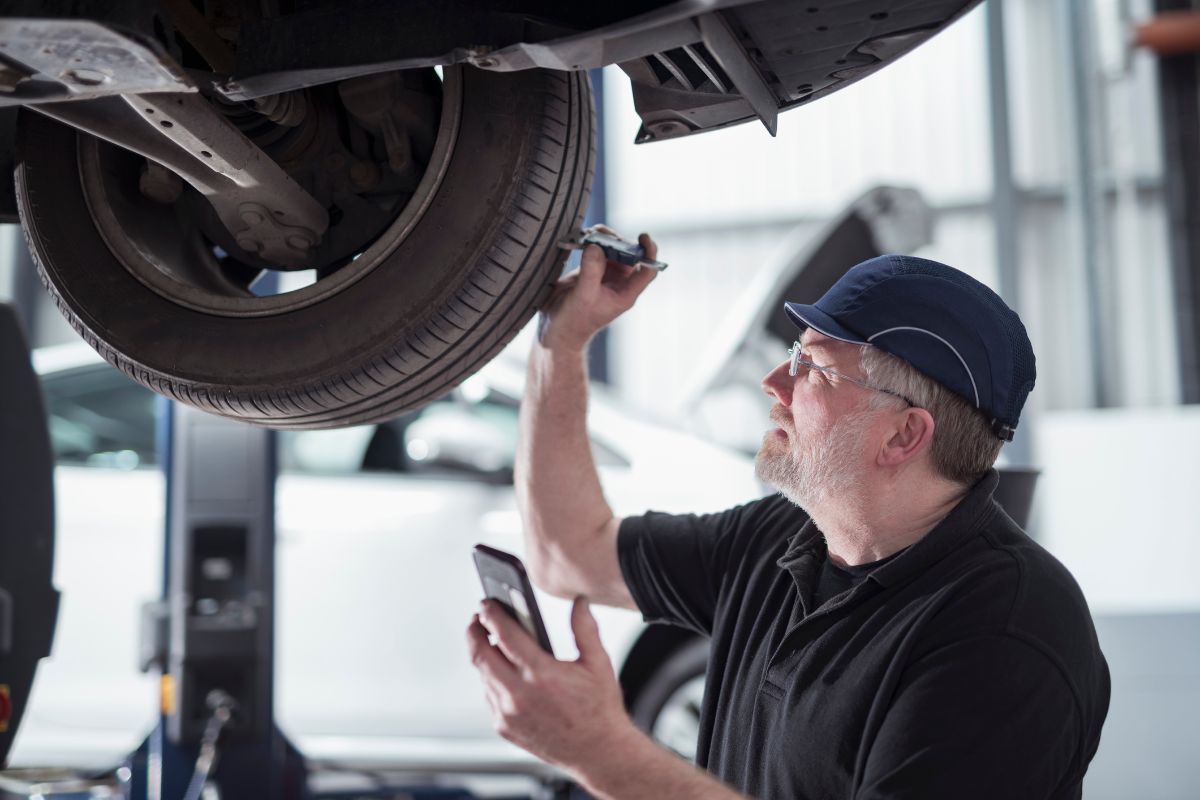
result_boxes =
[466,614,519,686]
[637,232,657,262]
[468,616,521,731]
[570,596,612,670]
[545,232,660,344]
[605,257,656,304]
[583,245,641,295]
[627,257,658,295]
[478,600,552,673]
[582,232,661,283]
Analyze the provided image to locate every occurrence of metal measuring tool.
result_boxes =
[559,226,669,270]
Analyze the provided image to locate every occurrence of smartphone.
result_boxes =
[473,544,554,654]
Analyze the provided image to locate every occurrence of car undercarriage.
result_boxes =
[0,0,981,427]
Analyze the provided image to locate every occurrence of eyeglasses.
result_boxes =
[788,341,917,408]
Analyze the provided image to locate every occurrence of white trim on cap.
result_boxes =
[786,307,868,347]
[867,326,981,408]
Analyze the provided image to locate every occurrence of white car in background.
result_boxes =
[12,340,762,771]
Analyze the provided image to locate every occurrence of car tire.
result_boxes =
[15,66,594,429]
[630,637,710,761]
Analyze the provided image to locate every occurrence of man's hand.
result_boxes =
[466,596,638,769]
[538,230,659,352]
[466,596,749,800]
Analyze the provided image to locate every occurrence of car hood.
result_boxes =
[675,184,932,453]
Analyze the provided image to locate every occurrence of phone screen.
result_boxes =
[473,544,554,653]
[481,574,537,639]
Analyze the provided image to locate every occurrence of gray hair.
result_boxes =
[859,346,1002,486]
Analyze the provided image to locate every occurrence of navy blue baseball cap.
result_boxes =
[784,255,1036,441]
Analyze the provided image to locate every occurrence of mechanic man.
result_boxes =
[466,237,1111,799]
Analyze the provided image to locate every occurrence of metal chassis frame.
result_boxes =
[33,91,329,266]
[0,0,778,130]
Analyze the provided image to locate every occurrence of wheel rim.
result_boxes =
[77,66,463,318]
[650,672,706,761]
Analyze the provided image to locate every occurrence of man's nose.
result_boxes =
[761,360,793,406]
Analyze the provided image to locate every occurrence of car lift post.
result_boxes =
[127,398,306,800]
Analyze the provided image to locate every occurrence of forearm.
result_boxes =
[515,341,614,576]
[575,725,747,800]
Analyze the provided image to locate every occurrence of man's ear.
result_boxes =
[878,407,936,468]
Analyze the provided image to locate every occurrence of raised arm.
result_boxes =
[516,233,659,609]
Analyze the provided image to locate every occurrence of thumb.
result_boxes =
[578,244,607,290]
[571,596,608,665]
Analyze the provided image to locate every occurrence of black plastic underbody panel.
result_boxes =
[0,1,980,140]
[621,0,982,142]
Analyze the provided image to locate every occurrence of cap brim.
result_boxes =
[783,302,868,345]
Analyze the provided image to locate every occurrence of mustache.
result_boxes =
[769,405,791,430]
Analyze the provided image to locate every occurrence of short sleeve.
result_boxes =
[617,495,789,636]
[856,635,1084,800]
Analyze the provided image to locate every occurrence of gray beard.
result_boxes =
[755,409,874,511]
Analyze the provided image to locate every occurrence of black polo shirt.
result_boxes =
[617,470,1110,799]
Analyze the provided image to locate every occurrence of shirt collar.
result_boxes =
[775,517,826,609]
[778,516,824,566]
[774,469,1001,588]
[869,468,1000,587]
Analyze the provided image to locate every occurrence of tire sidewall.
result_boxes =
[630,637,710,749]
[17,67,586,399]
